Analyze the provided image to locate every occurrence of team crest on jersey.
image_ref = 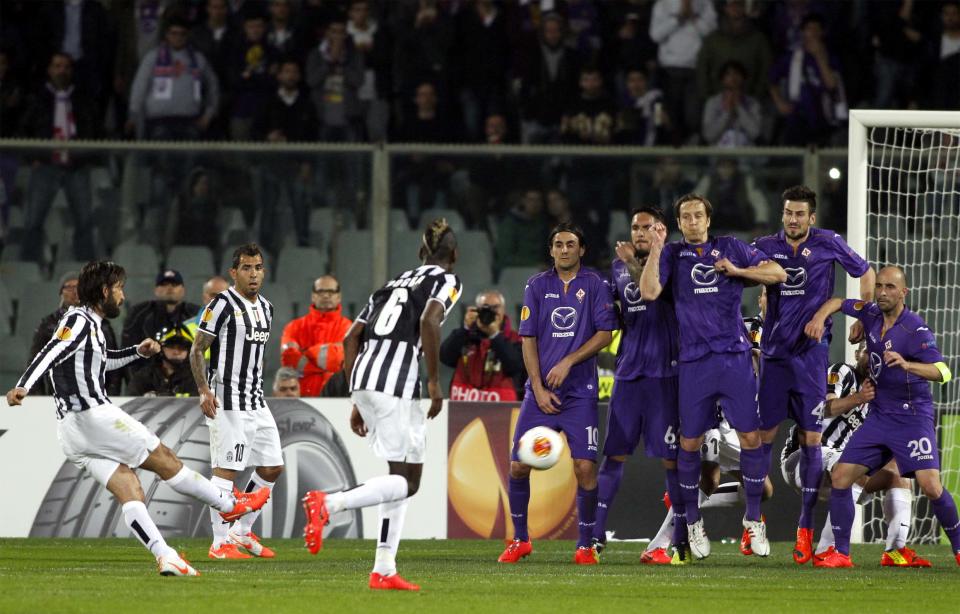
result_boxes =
[801,247,812,258]
[884,340,892,350]
[56,326,72,341]
[450,286,459,301]
[576,288,585,302]
[520,306,530,321]
[202,308,214,323]
[853,301,865,311]
[828,372,840,385]
[710,249,720,258]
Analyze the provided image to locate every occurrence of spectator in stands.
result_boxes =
[695,0,772,103]
[0,49,24,137]
[649,0,717,144]
[265,0,306,62]
[185,276,229,332]
[494,189,549,275]
[701,60,763,147]
[127,326,199,396]
[869,1,931,110]
[601,3,657,83]
[169,166,221,252]
[253,59,317,256]
[393,0,455,105]
[280,275,353,397]
[18,52,99,263]
[228,12,277,140]
[517,12,580,144]
[122,269,201,375]
[560,65,616,145]
[306,18,364,142]
[932,1,960,108]
[347,0,392,142]
[439,289,524,402]
[455,0,509,142]
[769,13,846,146]
[545,188,605,268]
[639,155,696,212]
[28,271,120,395]
[272,366,301,397]
[693,158,768,232]
[191,0,238,136]
[615,67,667,145]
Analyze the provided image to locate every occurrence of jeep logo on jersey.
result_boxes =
[783,267,807,289]
[245,330,270,343]
[550,306,577,330]
[869,351,883,379]
[623,282,642,305]
[690,263,718,286]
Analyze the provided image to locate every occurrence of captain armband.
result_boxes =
[934,362,952,384]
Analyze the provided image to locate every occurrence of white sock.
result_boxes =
[327,475,408,514]
[235,472,275,535]
[123,501,176,559]
[208,476,234,548]
[646,507,674,552]
[165,466,234,513]
[884,487,912,550]
[817,513,834,554]
[700,483,741,509]
[372,498,409,576]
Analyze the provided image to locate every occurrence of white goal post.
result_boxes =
[847,110,960,544]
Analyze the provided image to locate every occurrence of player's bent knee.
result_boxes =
[106,466,145,504]
[141,444,183,480]
[257,465,283,482]
[799,429,822,446]
[915,472,943,500]
[680,436,703,452]
[509,461,532,479]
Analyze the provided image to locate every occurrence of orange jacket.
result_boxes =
[280,304,353,396]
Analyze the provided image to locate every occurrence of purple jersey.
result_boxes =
[610,259,679,379]
[519,267,618,398]
[754,228,869,358]
[658,236,767,362]
[841,300,944,418]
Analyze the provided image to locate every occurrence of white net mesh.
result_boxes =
[862,125,960,545]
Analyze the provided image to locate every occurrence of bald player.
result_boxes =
[804,266,960,568]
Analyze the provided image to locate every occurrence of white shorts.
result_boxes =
[702,423,741,474]
[352,390,426,463]
[57,404,161,486]
[781,446,843,497]
[206,404,284,471]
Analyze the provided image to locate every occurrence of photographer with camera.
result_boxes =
[440,290,525,402]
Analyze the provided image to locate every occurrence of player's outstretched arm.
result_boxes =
[420,302,445,419]
[717,259,787,285]
[824,380,875,418]
[190,332,218,418]
[883,352,953,383]
[804,297,845,342]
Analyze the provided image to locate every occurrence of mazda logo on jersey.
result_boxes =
[783,267,807,289]
[869,351,883,379]
[550,307,577,330]
[623,282,642,305]
[690,263,718,286]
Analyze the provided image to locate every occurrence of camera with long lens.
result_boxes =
[476,305,498,326]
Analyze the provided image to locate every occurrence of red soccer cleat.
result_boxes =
[793,527,814,565]
[813,546,835,564]
[498,539,533,563]
[220,487,271,522]
[739,527,753,556]
[662,490,671,510]
[229,531,275,558]
[881,547,931,568]
[955,551,960,566]
[574,546,599,565]
[813,549,854,568]
[302,490,330,555]
[640,547,672,565]
[369,572,420,591]
[208,543,252,560]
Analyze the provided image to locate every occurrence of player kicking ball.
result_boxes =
[805,266,960,568]
[6,261,269,576]
[302,219,462,591]
[498,223,617,565]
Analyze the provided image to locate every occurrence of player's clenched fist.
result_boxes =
[5,387,26,406]
[137,338,161,357]
[198,388,219,418]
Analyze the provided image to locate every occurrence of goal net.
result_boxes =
[847,110,960,545]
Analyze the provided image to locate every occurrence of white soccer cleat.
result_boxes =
[157,552,200,576]
[743,518,770,557]
[686,519,711,559]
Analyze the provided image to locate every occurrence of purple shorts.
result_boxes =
[604,376,679,459]
[512,392,598,462]
[838,410,940,478]
[678,351,758,439]
[758,344,828,432]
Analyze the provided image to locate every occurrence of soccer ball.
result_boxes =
[517,427,565,470]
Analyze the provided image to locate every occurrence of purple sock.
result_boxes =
[678,448,701,524]
[593,458,624,542]
[798,444,823,529]
[931,488,960,552]
[829,487,855,555]
[740,447,766,521]
[665,468,687,545]
[508,476,530,542]
[761,442,772,473]
[576,487,598,548]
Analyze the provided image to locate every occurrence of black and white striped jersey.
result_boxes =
[197,286,274,411]
[744,314,763,351]
[17,307,143,418]
[822,362,869,451]
[350,265,462,399]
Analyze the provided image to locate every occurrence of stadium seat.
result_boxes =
[455,255,493,296]
[333,229,373,316]
[389,208,410,232]
[182,275,210,306]
[497,266,542,322]
[607,209,629,244]
[276,245,328,287]
[123,276,157,308]
[457,230,493,266]
[16,281,59,336]
[113,243,160,278]
[388,229,424,276]
[418,209,466,233]
[267,281,295,325]
[0,332,28,388]
[166,246,216,278]
[0,280,14,335]
[0,261,43,302]
[51,261,86,281]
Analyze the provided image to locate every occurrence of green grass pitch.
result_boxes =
[1,539,957,613]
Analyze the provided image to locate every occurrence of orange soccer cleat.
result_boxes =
[662,490,671,510]
[793,527,814,565]
[498,539,533,563]
[157,552,200,576]
[640,547,672,565]
[881,547,931,568]
[813,546,835,565]
[208,543,252,559]
[739,527,753,556]
[369,572,420,591]
[229,531,275,558]
[574,545,599,565]
[220,487,271,522]
[813,549,854,568]
[302,490,330,555]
